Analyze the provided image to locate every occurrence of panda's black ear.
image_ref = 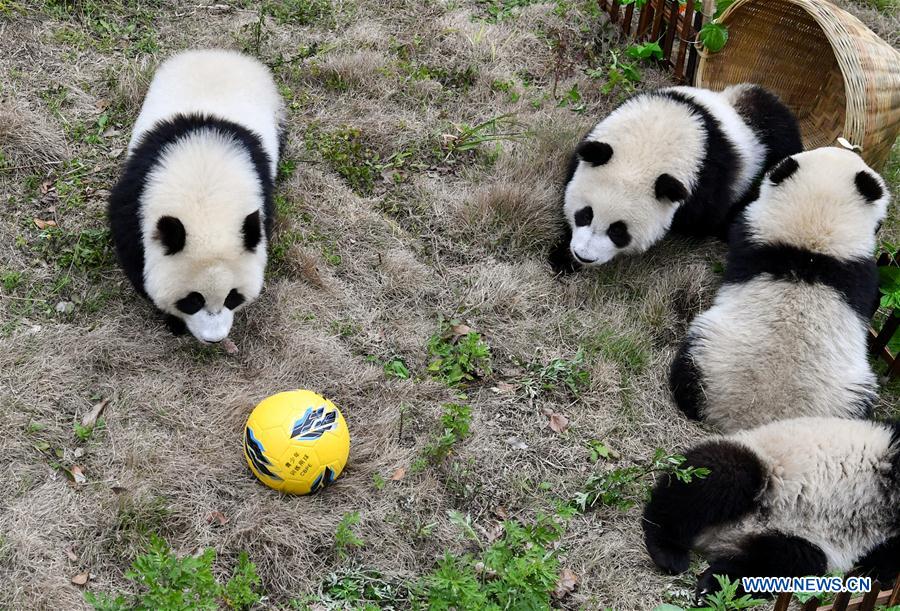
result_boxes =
[577,141,613,166]
[242,210,262,251]
[768,156,799,185]
[655,173,687,203]
[156,216,186,255]
[854,171,883,203]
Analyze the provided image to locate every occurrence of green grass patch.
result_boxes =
[85,536,261,610]
[516,349,591,398]
[571,448,709,512]
[426,323,492,386]
[266,0,332,25]
[334,511,365,560]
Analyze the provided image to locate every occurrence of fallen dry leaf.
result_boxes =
[64,546,78,562]
[390,467,406,481]
[450,323,472,338]
[33,218,57,230]
[71,572,89,586]
[553,568,579,599]
[207,511,229,526]
[221,338,239,355]
[541,407,553,417]
[70,465,87,485]
[493,381,518,394]
[40,180,54,195]
[505,436,528,450]
[94,98,110,111]
[82,398,109,428]
[548,412,569,434]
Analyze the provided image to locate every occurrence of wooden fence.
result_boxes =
[870,252,899,379]
[597,0,709,83]
[774,578,900,611]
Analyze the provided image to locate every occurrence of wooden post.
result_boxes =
[673,0,695,80]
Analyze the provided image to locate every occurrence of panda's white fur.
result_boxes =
[129,50,282,175]
[558,84,802,268]
[109,50,283,342]
[644,417,900,595]
[670,148,889,433]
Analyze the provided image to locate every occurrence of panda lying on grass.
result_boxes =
[643,416,900,597]
[551,84,802,271]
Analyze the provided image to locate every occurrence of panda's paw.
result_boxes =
[647,541,690,575]
[695,567,726,600]
[164,314,188,336]
[548,241,581,275]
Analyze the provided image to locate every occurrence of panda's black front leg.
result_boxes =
[548,223,581,275]
[696,532,828,599]
[164,314,187,336]
[857,535,900,586]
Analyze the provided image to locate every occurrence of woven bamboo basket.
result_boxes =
[695,0,900,171]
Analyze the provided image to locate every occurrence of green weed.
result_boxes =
[266,0,332,25]
[475,0,545,22]
[517,349,590,398]
[572,448,710,512]
[1,271,23,292]
[335,511,364,560]
[85,535,261,610]
[304,125,379,195]
[426,323,492,386]
[424,511,571,609]
[654,575,765,611]
[420,403,473,466]
[74,418,104,442]
[441,114,527,161]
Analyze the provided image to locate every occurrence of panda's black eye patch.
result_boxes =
[175,291,205,315]
[156,216,186,255]
[655,173,687,203]
[576,141,613,166]
[854,171,883,203]
[768,157,799,185]
[574,207,593,227]
[607,221,631,248]
[242,210,262,251]
[224,289,245,310]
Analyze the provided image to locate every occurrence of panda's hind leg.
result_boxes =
[669,337,705,421]
[697,532,828,597]
[643,440,766,575]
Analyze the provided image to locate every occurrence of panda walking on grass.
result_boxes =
[108,49,284,343]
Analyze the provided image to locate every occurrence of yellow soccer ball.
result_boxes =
[243,390,350,495]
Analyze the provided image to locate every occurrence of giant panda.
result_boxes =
[108,49,284,342]
[550,84,802,271]
[670,147,889,433]
[643,416,900,596]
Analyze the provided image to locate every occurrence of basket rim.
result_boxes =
[696,0,900,152]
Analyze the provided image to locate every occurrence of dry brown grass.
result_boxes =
[0,1,897,610]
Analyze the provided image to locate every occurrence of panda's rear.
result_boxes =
[671,148,889,433]
[108,50,284,342]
